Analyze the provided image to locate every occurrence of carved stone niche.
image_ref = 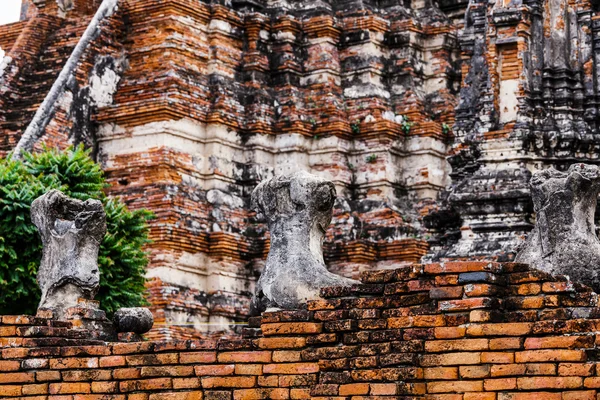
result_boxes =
[250,171,359,314]
[31,189,106,318]
[516,164,600,291]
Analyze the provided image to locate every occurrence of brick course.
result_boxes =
[1,262,600,398]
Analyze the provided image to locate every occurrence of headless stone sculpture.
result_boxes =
[250,171,358,314]
[31,190,106,318]
[516,164,600,291]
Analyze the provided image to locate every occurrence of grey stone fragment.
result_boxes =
[516,164,600,291]
[250,171,358,314]
[31,189,106,318]
[113,308,154,334]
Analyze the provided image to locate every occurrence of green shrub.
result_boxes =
[0,146,152,316]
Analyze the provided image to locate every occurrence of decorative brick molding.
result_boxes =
[2,261,600,399]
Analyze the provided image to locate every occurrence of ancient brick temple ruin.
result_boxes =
[1,0,600,338]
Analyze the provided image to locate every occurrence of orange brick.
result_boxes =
[481,352,514,364]
[0,360,20,371]
[467,323,533,337]
[491,364,526,377]
[427,380,484,393]
[424,367,458,380]
[148,392,202,400]
[460,365,490,379]
[434,327,466,339]
[0,372,34,383]
[217,351,271,363]
[36,370,61,382]
[562,391,595,400]
[179,352,217,364]
[194,365,235,376]
[113,368,141,380]
[464,284,497,297]
[235,364,263,375]
[202,376,256,388]
[490,338,522,350]
[49,383,92,394]
[127,394,149,400]
[525,363,556,375]
[517,377,583,390]
[425,339,489,352]
[470,310,495,322]
[22,383,48,395]
[91,381,118,393]
[263,363,319,374]
[272,351,301,363]
[559,363,595,376]
[464,394,496,400]
[515,350,586,363]
[290,388,310,399]
[339,383,369,395]
[173,378,201,389]
[99,356,126,368]
[141,366,195,377]
[0,385,22,396]
[516,283,541,295]
[583,377,600,388]
[498,393,561,400]
[256,337,306,349]
[233,388,289,400]
[542,281,575,293]
[426,395,462,400]
[261,323,322,335]
[524,336,594,350]
[125,354,178,366]
[369,383,397,395]
[484,378,517,390]
[0,326,16,336]
[49,358,99,369]
[422,352,481,366]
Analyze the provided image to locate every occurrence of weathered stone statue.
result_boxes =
[250,171,358,314]
[516,164,600,290]
[31,189,106,317]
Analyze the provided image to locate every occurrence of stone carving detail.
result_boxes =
[250,171,358,313]
[516,164,600,290]
[113,308,154,334]
[31,190,107,317]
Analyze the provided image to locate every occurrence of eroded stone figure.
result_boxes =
[250,171,358,314]
[516,164,600,290]
[31,189,106,317]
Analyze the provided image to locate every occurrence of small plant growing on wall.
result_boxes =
[401,115,413,134]
[351,120,361,134]
[442,122,451,135]
[366,154,378,163]
[0,146,153,316]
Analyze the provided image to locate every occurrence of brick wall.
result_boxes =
[2,261,600,399]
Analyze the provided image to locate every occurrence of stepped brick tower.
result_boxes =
[0,0,459,338]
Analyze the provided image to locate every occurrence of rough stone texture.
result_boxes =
[516,164,600,291]
[31,189,107,317]
[250,172,358,313]
[113,307,154,334]
[427,0,600,261]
